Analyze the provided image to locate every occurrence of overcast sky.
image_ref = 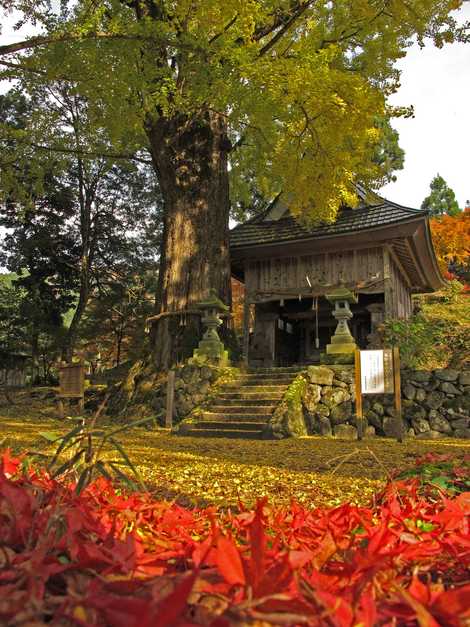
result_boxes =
[381,3,470,209]
[1,4,469,210]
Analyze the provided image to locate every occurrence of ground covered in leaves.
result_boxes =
[0,393,469,509]
[0,450,469,626]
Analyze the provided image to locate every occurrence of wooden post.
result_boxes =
[393,347,403,443]
[242,295,250,368]
[383,247,394,320]
[165,370,175,429]
[354,349,364,440]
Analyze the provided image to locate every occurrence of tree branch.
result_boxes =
[258,1,315,56]
[0,59,46,74]
[0,30,202,58]
[0,137,152,164]
[208,13,239,45]
[253,1,315,42]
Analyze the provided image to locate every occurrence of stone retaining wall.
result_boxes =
[105,359,232,423]
[267,366,470,439]
[151,363,235,422]
[397,368,470,440]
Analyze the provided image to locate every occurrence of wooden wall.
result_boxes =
[389,255,413,319]
[245,247,384,297]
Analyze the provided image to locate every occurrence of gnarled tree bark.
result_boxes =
[146,110,232,370]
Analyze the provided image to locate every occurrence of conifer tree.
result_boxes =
[422,174,461,217]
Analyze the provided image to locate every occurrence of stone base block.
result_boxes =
[321,353,354,365]
[326,342,357,355]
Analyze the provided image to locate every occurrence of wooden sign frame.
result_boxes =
[57,361,85,418]
[355,347,403,442]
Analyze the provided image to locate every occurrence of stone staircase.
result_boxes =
[181,367,304,439]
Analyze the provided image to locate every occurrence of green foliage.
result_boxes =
[421,173,461,217]
[79,272,157,368]
[384,281,470,369]
[396,454,470,495]
[37,410,161,494]
[371,117,405,186]
[0,275,26,351]
[284,374,307,412]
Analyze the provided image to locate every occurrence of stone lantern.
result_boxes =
[323,287,358,364]
[192,289,230,365]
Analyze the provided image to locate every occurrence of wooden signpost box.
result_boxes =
[354,347,403,442]
[57,361,85,418]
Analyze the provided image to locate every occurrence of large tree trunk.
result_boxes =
[146,110,232,370]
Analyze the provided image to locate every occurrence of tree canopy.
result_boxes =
[0,0,463,223]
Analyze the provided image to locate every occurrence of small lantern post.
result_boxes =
[323,287,358,364]
[192,290,230,366]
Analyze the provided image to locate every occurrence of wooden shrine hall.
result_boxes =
[230,187,444,367]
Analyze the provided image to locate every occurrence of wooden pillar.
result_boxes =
[243,294,251,367]
[165,370,175,429]
[393,347,403,443]
[354,349,364,439]
[57,398,65,419]
[383,247,394,320]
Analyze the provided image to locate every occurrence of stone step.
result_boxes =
[217,393,284,403]
[222,384,289,394]
[232,377,294,386]
[207,404,276,414]
[247,367,305,374]
[212,399,278,408]
[238,373,298,382]
[192,420,267,431]
[202,411,272,421]
[182,428,263,439]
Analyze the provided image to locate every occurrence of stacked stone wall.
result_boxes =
[151,363,235,422]
[268,366,470,440]
[106,359,234,424]
[397,368,470,440]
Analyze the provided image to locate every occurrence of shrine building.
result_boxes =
[230,187,444,367]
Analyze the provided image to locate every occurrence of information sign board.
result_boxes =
[354,347,403,442]
[59,363,85,398]
[360,350,385,394]
[360,350,394,394]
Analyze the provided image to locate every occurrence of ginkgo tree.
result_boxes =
[0,0,464,368]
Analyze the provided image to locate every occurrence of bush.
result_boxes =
[384,281,470,369]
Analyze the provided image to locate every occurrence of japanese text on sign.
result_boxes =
[360,350,385,394]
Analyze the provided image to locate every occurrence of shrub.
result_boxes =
[384,281,470,369]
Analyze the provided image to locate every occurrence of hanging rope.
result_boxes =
[315,297,320,349]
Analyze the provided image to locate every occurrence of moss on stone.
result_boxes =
[269,374,309,439]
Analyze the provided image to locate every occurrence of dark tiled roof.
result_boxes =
[230,201,426,249]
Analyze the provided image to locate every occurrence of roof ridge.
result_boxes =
[232,193,282,229]
[380,198,428,215]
